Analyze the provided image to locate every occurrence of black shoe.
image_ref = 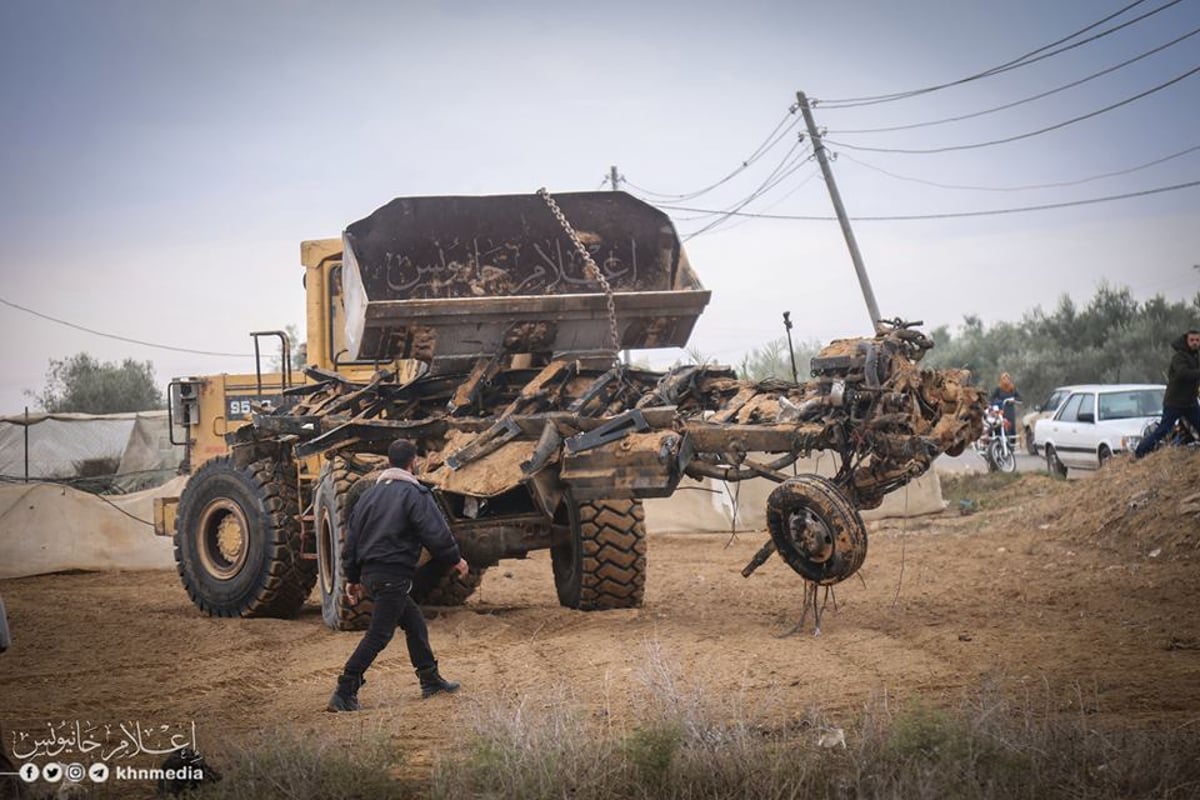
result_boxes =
[417,663,460,698]
[327,673,362,712]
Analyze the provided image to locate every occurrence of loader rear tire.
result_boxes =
[551,497,646,610]
[174,456,315,618]
[316,460,375,631]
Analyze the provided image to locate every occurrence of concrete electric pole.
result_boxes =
[796,91,882,331]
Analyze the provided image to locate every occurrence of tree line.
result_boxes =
[923,285,1200,408]
[730,284,1198,412]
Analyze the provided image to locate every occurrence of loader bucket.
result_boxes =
[341,191,709,369]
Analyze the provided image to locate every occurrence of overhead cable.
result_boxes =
[838,143,1200,191]
[818,0,1180,109]
[659,178,1200,222]
[830,25,1200,134]
[824,64,1200,154]
[0,296,254,357]
[621,107,800,201]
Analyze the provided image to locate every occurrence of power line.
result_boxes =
[818,0,1179,109]
[621,106,800,201]
[830,25,1200,134]
[0,296,254,357]
[678,142,814,240]
[659,178,1200,222]
[838,143,1200,192]
[824,63,1200,154]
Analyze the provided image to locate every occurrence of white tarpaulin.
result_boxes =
[0,410,181,482]
[643,454,945,534]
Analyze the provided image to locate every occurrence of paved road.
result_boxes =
[935,448,1051,475]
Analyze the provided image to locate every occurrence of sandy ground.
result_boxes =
[1,450,1198,795]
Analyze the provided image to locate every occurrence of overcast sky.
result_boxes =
[1,0,1197,414]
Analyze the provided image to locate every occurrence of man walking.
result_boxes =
[328,438,469,712]
[1134,329,1200,458]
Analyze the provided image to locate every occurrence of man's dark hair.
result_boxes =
[1187,328,1200,336]
[388,439,418,469]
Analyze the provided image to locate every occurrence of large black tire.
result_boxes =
[552,498,646,610]
[316,460,375,631]
[411,560,487,606]
[318,463,483,619]
[766,475,867,586]
[174,456,316,618]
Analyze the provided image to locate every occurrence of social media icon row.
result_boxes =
[18,762,109,783]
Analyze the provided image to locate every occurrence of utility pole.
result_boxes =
[796,91,881,331]
[608,165,632,364]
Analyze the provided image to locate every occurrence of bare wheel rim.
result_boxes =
[197,499,249,580]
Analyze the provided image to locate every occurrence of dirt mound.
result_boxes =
[1032,449,1199,556]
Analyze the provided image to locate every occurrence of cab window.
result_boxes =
[1057,393,1089,422]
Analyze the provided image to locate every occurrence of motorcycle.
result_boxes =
[1139,402,1200,451]
[974,398,1018,473]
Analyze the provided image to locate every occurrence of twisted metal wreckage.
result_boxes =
[174,190,986,632]
[230,322,984,612]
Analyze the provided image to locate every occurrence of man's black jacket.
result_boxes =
[341,470,461,584]
[1164,334,1200,408]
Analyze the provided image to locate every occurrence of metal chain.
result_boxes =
[537,187,622,364]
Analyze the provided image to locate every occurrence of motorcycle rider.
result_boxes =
[1134,329,1200,458]
[989,372,1022,443]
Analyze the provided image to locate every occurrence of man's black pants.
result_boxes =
[342,575,434,680]
[1135,403,1200,457]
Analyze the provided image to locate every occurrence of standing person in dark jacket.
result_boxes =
[1134,329,1200,458]
[327,439,469,712]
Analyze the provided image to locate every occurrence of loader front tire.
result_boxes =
[551,497,646,610]
[174,456,315,618]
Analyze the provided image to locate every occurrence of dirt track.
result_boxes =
[2,451,1198,792]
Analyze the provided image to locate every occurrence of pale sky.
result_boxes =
[1,0,1197,414]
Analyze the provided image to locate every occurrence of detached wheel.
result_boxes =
[552,497,646,610]
[174,456,315,618]
[766,475,867,586]
[316,460,375,631]
[1045,445,1068,479]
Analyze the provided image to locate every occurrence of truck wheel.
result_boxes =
[551,497,646,610]
[174,456,315,618]
[766,475,867,586]
[316,460,375,631]
[411,561,487,606]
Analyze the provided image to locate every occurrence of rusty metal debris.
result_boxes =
[230,319,984,589]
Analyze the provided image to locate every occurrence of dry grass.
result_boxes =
[431,646,1200,800]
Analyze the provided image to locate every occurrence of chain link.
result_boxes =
[537,187,622,365]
